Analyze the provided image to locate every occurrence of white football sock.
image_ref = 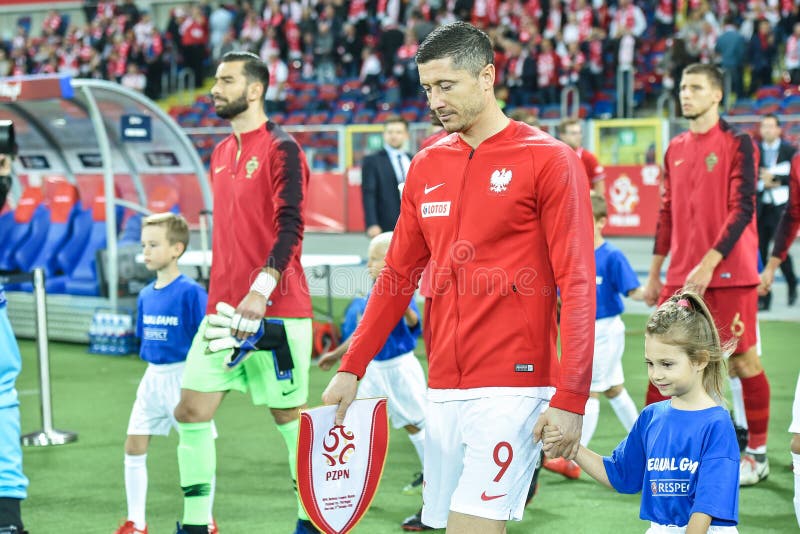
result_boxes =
[124,453,147,530]
[580,397,600,447]
[408,429,425,467]
[793,452,800,528]
[609,388,638,432]
[729,376,748,428]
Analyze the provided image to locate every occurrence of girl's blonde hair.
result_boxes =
[645,291,731,399]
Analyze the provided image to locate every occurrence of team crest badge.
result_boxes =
[705,152,718,172]
[297,398,389,534]
[490,168,512,193]
[245,156,259,178]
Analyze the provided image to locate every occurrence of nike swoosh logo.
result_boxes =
[215,165,226,173]
[480,491,507,501]
[282,388,298,396]
[424,183,445,194]
[674,160,684,167]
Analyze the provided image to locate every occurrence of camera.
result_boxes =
[0,120,16,157]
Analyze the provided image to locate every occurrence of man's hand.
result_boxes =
[366,225,382,238]
[321,372,359,425]
[317,350,341,371]
[232,291,267,339]
[642,276,663,306]
[684,262,714,296]
[533,407,583,460]
[758,257,781,296]
[684,249,722,296]
[760,169,777,188]
[0,154,11,175]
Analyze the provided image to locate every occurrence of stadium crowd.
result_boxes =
[2,1,800,113]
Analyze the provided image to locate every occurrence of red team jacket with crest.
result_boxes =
[339,121,596,414]
[655,119,760,288]
[207,121,312,318]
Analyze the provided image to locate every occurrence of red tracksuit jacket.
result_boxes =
[207,121,312,318]
[655,119,760,288]
[340,121,596,414]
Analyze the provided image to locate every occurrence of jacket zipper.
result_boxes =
[453,148,475,385]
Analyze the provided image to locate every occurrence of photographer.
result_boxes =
[0,122,29,534]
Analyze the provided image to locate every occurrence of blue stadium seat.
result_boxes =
[45,204,93,293]
[0,187,46,272]
[15,181,80,276]
[62,196,110,296]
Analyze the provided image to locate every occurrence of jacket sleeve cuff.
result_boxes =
[338,356,367,380]
[549,390,589,415]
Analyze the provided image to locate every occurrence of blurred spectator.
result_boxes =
[359,45,383,108]
[83,0,99,24]
[209,3,234,60]
[662,38,695,101]
[313,20,337,83]
[543,0,563,40]
[749,18,777,94]
[396,29,420,99]
[716,14,748,99]
[180,6,209,90]
[121,63,146,92]
[786,22,800,85]
[42,10,64,39]
[585,27,606,99]
[504,39,535,107]
[336,23,363,79]
[609,0,646,39]
[617,27,636,72]
[560,40,588,98]
[0,49,9,77]
[264,49,289,114]
[140,18,164,100]
[378,20,405,78]
[654,0,675,39]
[536,38,560,105]
[239,10,264,52]
[215,30,240,63]
[408,9,435,43]
[559,118,605,195]
[117,0,141,29]
[258,26,281,62]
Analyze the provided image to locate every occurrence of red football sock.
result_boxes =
[645,382,669,406]
[741,372,771,450]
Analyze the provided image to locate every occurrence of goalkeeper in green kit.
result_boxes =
[173,51,317,534]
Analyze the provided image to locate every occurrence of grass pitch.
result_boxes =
[15,310,798,533]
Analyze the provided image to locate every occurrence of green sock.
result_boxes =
[177,421,215,526]
[277,418,308,520]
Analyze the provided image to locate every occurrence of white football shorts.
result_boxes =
[356,351,426,429]
[127,361,185,436]
[591,316,626,392]
[421,391,550,528]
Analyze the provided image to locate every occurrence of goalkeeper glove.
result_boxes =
[205,302,293,371]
